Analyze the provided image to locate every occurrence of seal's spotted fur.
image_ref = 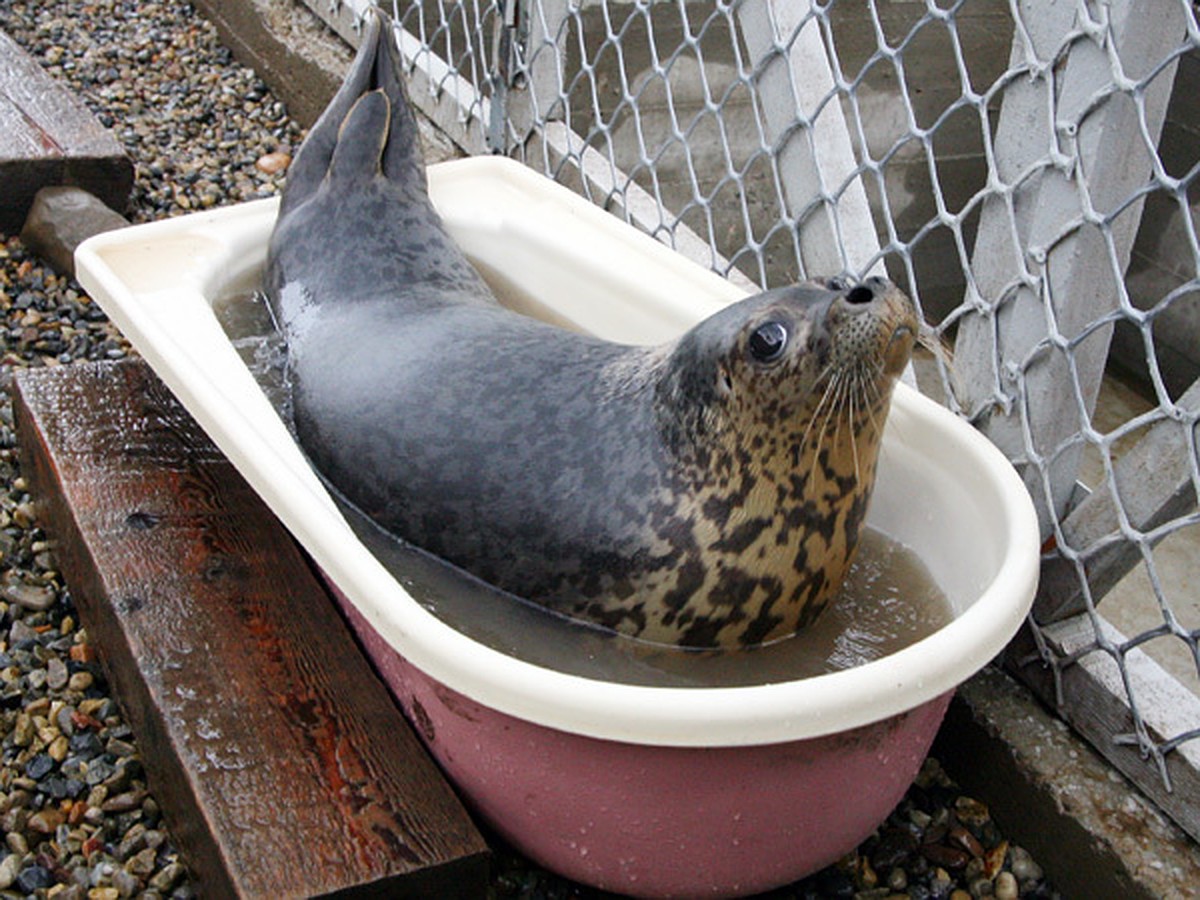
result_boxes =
[265,10,919,649]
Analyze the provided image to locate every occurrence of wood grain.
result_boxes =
[13,359,488,898]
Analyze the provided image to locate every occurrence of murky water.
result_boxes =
[214,289,952,687]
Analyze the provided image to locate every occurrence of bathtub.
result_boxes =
[76,156,1039,897]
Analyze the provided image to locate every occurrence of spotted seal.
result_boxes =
[264,10,919,649]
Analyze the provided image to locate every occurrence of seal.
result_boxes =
[264,9,920,649]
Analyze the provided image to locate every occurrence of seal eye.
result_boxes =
[748,320,788,364]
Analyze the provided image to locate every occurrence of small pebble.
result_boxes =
[1009,845,1044,884]
[922,843,971,871]
[112,867,141,895]
[47,656,69,690]
[909,808,933,830]
[994,870,1019,900]
[48,733,70,761]
[101,790,146,814]
[954,796,991,831]
[983,840,1008,879]
[12,712,35,747]
[149,861,186,892]
[10,619,38,645]
[27,807,65,836]
[968,874,993,897]
[15,863,55,893]
[0,852,19,889]
[68,671,95,692]
[3,582,56,611]
[948,824,984,859]
[125,845,158,877]
[25,752,56,781]
[255,151,292,174]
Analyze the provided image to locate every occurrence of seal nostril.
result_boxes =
[845,286,875,305]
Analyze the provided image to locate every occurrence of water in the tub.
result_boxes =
[215,290,953,688]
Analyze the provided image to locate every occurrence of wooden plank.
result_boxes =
[0,29,132,232]
[1035,376,1200,622]
[950,0,1189,533]
[12,360,489,899]
[1006,614,1200,843]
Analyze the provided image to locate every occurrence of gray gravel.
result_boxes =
[0,1,1059,897]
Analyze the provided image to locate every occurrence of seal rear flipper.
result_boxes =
[372,13,426,187]
[328,91,390,184]
[278,8,386,218]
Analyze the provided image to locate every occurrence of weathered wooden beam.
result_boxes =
[1035,376,1200,623]
[1006,614,1200,844]
[13,359,489,899]
[0,29,132,232]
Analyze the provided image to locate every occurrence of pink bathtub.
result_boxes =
[76,156,1040,897]
[340,593,951,896]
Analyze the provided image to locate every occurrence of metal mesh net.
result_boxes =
[305,0,1200,832]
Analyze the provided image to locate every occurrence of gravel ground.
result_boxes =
[0,1,1060,897]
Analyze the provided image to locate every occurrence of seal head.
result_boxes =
[265,10,919,649]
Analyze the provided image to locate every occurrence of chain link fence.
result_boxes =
[310,0,1200,840]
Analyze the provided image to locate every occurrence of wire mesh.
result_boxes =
[360,0,1200,828]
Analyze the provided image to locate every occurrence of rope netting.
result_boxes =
[341,0,1200,825]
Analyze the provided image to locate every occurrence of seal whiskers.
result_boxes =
[265,9,922,649]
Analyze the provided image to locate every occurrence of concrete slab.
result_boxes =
[20,186,130,277]
[936,665,1200,899]
[190,0,459,162]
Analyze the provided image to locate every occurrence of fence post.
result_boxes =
[951,0,1189,535]
[735,0,882,279]
[507,0,568,139]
